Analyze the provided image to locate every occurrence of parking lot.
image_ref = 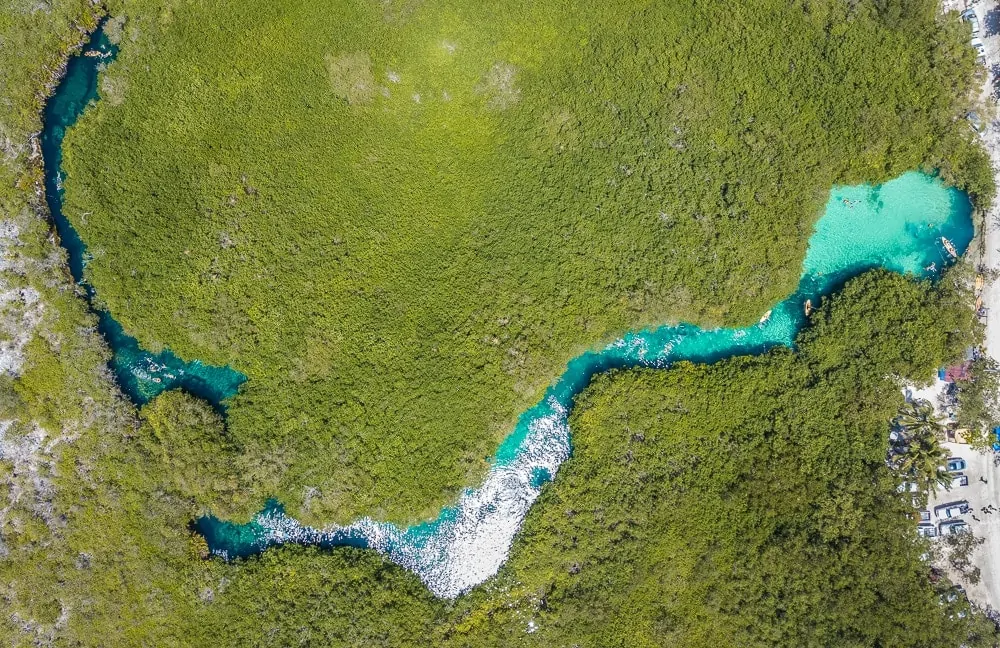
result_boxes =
[928,0,1000,612]
[927,442,1000,607]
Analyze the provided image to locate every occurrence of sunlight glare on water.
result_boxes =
[46,26,975,600]
[196,172,973,598]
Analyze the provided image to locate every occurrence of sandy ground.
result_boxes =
[934,0,1000,611]
[927,444,1000,607]
[904,378,950,415]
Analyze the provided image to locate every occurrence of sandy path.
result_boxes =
[937,0,1000,611]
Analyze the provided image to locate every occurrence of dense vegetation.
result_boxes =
[0,0,98,189]
[2,1,999,645]
[956,356,1000,445]
[56,0,993,523]
[467,270,986,648]
[4,265,999,645]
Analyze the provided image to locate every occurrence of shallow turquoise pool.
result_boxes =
[196,171,974,598]
[42,14,978,605]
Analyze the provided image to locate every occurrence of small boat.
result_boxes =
[759,310,772,324]
[941,237,958,259]
[804,299,813,316]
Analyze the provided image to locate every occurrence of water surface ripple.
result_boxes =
[46,25,975,600]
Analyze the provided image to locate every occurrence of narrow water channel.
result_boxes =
[46,25,976,599]
[198,173,974,599]
[41,23,246,406]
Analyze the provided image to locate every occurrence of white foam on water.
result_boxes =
[241,398,572,598]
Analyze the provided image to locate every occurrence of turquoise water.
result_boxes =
[41,24,246,406]
[46,20,976,604]
[196,173,974,598]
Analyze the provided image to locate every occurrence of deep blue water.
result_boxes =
[46,24,976,600]
[41,24,246,406]
[196,171,974,598]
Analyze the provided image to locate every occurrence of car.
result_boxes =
[918,524,938,538]
[972,38,986,59]
[962,8,981,36]
[968,111,984,133]
[935,501,970,519]
[897,481,919,493]
[920,510,932,522]
[941,520,969,535]
[946,457,967,472]
[951,474,969,488]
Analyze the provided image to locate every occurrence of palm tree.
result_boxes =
[894,400,951,493]
[896,400,945,440]
[896,426,952,493]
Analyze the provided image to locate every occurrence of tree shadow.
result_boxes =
[984,8,1000,37]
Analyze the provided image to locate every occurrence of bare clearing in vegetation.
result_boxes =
[99,73,126,107]
[476,61,520,110]
[325,51,375,105]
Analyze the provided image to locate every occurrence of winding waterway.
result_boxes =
[48,26,975,599]
[41,24,245,406]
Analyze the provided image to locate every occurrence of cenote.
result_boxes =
[41,23,246,406]
[51,26,975,599]
[197,173,974,599]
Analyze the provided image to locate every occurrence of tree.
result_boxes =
[956,357,1000,451]
[897,399,946,439]
[895,400,952,493]
[946,529,986,585]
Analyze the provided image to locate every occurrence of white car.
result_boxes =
[972,38,986,59]
[935,501,969,519]
[918,524,938,538]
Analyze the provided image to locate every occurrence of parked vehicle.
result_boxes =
[947,457,967,472]
[941,520,969,535]
[935,501,969,519]
[962,9,981,36]
[951,474,969,488]
[968,111,983,133]
[918,524,938,538]
[920,510,932,522]
[972,38,986,65]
